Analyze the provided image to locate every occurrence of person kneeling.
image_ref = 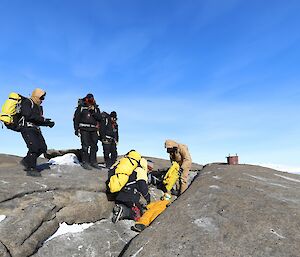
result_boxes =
[112,158,153,223]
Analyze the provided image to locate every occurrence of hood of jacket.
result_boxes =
[165,139,179,149]
[31,88,46,105]
[136,158,148,182]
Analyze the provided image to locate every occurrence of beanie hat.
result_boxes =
[86,93,94,99]
[110,111,117,118]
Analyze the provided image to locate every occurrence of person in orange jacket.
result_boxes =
[164,139,192,195]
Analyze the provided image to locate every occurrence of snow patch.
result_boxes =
[209,185,220,189]
[213,175,221,180]
[0,215,6,223]
[48,153,80,166]
[194,217,218,232]
[46,222,94,242]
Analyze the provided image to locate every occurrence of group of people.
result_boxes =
[16,88,193,232]
[18,89,119,176]
[110,140,192,231]
[73,93,119,170]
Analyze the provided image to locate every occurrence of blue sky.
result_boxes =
[1,0,300,166]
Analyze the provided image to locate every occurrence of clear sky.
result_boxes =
[1,0,300,166]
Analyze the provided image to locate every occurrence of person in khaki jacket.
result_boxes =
[164,139,192,194]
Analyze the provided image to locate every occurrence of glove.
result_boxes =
[44,119,55,128]
[160,193,171,201]
[48,121,55,128]
[75,130,80,137]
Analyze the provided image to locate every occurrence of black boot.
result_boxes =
[81,162,92,170]
[131,224,146,232]
[24,168,41,177]
[20,158,28,169]
[112,204,124,223]
[90,163,102,170]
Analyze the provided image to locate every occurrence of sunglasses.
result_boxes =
[167,147,177,153]
[40,95,45,100]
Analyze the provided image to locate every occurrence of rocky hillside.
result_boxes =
[0,154,299,257]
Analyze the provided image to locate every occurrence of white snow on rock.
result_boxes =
[194,217,218,232]
[48,153,80,166]
[46,222,94,242]
[0,215,6,223]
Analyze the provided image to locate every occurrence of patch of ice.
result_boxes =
[0,215,6,223]
[194,217,218,232]
[48,153,80,166]
[46,222,94,242]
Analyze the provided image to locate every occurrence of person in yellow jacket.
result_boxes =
[164,139,192,195]
[112,158,153,223]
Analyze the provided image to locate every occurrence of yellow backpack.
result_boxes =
[0,92,24,131]
[108,150,142,193]
[163,161,180,191]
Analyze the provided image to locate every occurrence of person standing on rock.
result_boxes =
[73,93,102,170]
[112,158,153,223]
[99,111,119,168]
[20,88,55,177]
[165,139,192,195]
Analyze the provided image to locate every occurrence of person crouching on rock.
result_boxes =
[73,93,102,170]
[20,88,55,177]
[165,139,192,195]
[112,158,153,223]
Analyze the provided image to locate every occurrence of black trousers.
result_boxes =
[80,130,99,164]
[102,140,117,168]
[21,127,47,169]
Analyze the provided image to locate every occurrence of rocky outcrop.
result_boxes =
[0,155,112,257]
[1,154,299,257]
[0,153,198,257]
[122,164,300,257]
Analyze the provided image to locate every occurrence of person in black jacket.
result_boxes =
[73,93,102,170]
[112,158,153,223]
[20,88,55,177]
[100,111,119,168]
